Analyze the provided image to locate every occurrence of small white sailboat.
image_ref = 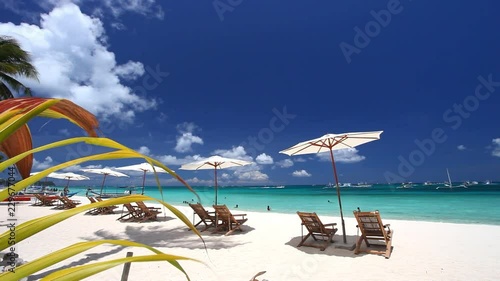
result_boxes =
[436,168,466,189]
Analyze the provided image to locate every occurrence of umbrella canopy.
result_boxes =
[45,172,90,193]
[280,131,383,244]
[81,168,129,195]
[180,155,253,205]
[115,163,168,195]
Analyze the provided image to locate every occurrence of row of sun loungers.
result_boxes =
[32,194,81,209]
[190,203,392,258]
[33,194,391,258]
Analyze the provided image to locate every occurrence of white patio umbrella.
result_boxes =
[180,155,253,205]
[81,168,129,195]
[115,163,168,195]
[46,172,90,194]
[280,131,383,244]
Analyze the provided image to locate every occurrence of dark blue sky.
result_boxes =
[1,0,499,186]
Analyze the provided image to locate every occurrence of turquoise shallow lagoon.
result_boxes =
[71,183,500,225]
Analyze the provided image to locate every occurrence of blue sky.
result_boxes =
[1,0,499,186]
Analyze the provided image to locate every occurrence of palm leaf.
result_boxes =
[0,195,202,252]
[0,240,199,281]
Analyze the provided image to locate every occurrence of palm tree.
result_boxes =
[0,35,39,100]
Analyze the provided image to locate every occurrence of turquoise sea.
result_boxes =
[69,183,500,226]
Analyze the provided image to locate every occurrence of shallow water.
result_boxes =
[71,183,500,225]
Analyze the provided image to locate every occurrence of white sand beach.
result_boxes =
[2,196,500,281]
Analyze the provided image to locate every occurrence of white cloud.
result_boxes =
[317,148,366,163]
[492,138,500,157]
[32,156,54,170]
[292,170,311,177]
[137,146,151,155]
[175,122,203,153]
[0,3,157,122]
[457,145,466,151]
[234,170,269,181]
[212,146,253,162]
[276,159,293,168]
[256,153,273,165]
[175,133,204,153]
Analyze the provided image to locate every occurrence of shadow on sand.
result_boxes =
[285,235,362,258]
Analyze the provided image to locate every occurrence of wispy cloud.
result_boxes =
[492,138,500,157]
[457,145,466,151]
[317,148,366,163]
[276,159,293,168]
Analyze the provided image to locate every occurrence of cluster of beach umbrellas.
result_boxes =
[30,130,383,244]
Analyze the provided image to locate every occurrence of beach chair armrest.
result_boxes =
[324,223,337,227]
[233,214,247,218]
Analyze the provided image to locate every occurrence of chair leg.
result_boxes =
[298,233,311,247]
[354,236,364,254]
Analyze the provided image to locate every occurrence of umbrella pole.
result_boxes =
[141,171,147,195]
[330,149,347,244]
[100,174,108,196]
[214,167,218,205]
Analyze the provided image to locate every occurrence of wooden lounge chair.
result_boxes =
[55,196,81,209]
[189,203,216,231]
[32,194,56,206]
[213,205,248,235]
[353,210,394,258]
[135,201,161,221]
[296,211,337,251]
[86,197,118,215]
[117,203,144,222]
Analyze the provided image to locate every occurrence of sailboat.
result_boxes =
[436,168,466,189]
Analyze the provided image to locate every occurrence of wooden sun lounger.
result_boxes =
[86,197,118,215]
[353,210,394,258]
[297,211,337,251]
[189,203,216,231]
[117,203,144,222]
[213,205,248,235]
[32,194,56,206]
[55,196,81,209]
[135,201,161,221]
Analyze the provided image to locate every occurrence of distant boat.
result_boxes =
[423,181,433,186]
[397,182,413,189]
[484,180,491,185]
[437,169,466,189]
[352,182,372,188]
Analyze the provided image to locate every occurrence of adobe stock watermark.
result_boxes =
[213,0,243,21]
[64,64,170,162]
[339,0,412,64]
[239,106,296,159]
[278,255,319,280]
[384,73,499,183]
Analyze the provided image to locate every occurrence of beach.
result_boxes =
[2,196,500,281]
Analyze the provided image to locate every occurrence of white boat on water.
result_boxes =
[437,169,466,189]
[397,182,413,189]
